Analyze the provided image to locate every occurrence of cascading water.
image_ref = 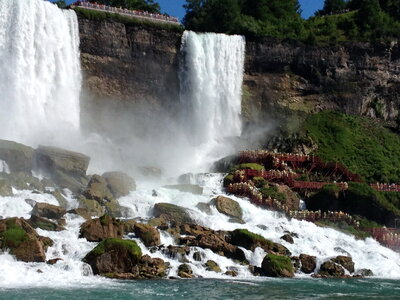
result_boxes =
[179,31,245,146]
[0,0,81,146]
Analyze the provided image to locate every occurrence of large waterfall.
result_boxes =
[179,31,245,145]
[0,0,81,146]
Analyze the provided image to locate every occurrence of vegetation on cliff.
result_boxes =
[183,0,400,43]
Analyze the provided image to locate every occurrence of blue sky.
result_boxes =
[62,0,324,20]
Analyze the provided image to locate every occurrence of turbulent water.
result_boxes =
[0,0,81,145]
[0,0,399,297]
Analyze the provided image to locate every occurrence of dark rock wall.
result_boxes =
[77,14,400,131]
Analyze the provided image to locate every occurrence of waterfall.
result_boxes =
[0,0,81,146]
[179,31,245,145]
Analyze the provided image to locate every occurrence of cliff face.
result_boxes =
[77,14,400,132]
[243,39,400,126]
[77,15,182,133]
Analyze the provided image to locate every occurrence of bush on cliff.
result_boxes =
[261,254,294,277]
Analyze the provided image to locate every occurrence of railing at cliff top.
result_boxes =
[71,1,180,25]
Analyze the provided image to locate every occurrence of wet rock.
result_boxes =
[261,254,294,278]
[178,224,246,261]
[46,258,63,265]
[31,203,66,220]
[50,190,69,208]
[276,185,300,211]
[162,245,190,262]
[83,175,114,203]
[104,200,123,218]
[196,202,212,214]
[34,146,90,193]
[319,261,345,277]
[79,215,124,242]
[78,197,105,217]
[124,220,161,247]
[299,254,317,274]
[178,263,193,278]
[25,199,37,208]
[229,217,246,224]
[135,254,169,279]
[280,234,294,244]
[147,216,169,228]
[212,196,243,219]
[29,215,65,231]
[355,269,374,277]
[291,256,300,272]
[0,179,13,196]
[193,251,202,261]
[67,208,92,220]
[205,260,221,273]
[2,172,43,191]
[230,229,291,256]
[332,256,355,273]
[102,171,136,198]
[0,217,53,262]
[163,184,203,195]
[153,203,195,224]
[0,139,34,173]
[225,270,238,277]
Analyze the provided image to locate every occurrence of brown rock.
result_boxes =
[46,258,63,265]
[280,234,294,244]
[332,256,355,273]
[319,261,345,277]
[299,254,317,274]
[79,215,124,242]
[31,202,66,219]
[124,220,161,247]
[29,215,65,231]
[67,208,92,220]
[178,263,193,278]
[276,185,300,210]
[83,175,114,203]
[213,196,243,219]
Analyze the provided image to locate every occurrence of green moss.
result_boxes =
[35,221,57,231]
[223,174,234,187]
[90,238,142,261]
[252,177,266,188]
[73,7,184,33]
[236,163,265,172]
[263,254,293,276]
[259,184,286,202]
[230,229,273,249]
[0,226,28,248]
[304,111,400,183]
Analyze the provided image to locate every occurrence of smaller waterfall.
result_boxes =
[179,31,245,145]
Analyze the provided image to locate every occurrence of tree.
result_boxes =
[95,0,160,13]
[54,0,67,8]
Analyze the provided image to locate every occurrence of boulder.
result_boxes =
[0,217,53,262]
[31,203,66,219]
[50,190,69,208]
[83,238,142,275]
[67,208,92,221]
[299,254,317,274]
[79,215,124,242]
[102,171,136,198]
[332,256,355,273]
[46,258,63,265]
[0,179,13,197]
[178,263,193,278]
[205,260,221,273]
[319,261,345,277]
[230,229,291,256]
[178,224,246,261]
[29,215,65,231]
[355,269,374,277]
[0,140,34,173]
[124,220,161,247]
[153,203,195,224]
[25,199,37,208]
[261,254,294,277]
[276,185,300,211]
[162,245,190,262]
[212,196,243,219]
[34,146,90,192]
[193,251,202,261]
[225,270,238,277]
[2,172,44,191]
[83,175,114,203]
[78,197,105,217]
[163,184,203,195]
[104,200,123,218]
[280,234,294,244]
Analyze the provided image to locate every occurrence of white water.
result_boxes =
[0,0,81,146]
[180,31,245,146]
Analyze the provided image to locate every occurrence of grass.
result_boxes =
[235,163,265,172]
[259,183,286,202]
[262,254,293,276]
[304,111,400,183]
[73,7,184,33]
[90,238,142,261]
[0,220,28,249]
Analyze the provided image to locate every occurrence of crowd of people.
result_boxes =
[365,227,400,249]
[288,210,359,227]
[370,183,400,192]
[239,150,312,164]
[73,1,180,23]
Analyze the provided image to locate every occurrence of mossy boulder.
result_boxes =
[153,203,195,224]
[83,238,142,275]
[31,203,66,220]
[29,215,64,231]
[78,197,105,217]
[79,215,124,242]
[102,171,136,198]
[223,174,234,187]
[212,196,243,219]
[0,217,53,262]
[230,229,291,256]
[205,260,221,273]
[236,163,265,171]
[261,254,294,277]
[34,146,90,193]
[0,179,13,196]
[0,139,34,173]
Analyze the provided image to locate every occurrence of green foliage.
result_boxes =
[260,184,286,202]
[53,0,67,8]
[304,111,400,183]
[223,174,234,186]
[94,0,160,13]
[0,225,28,248]
[230,229,273,249]
[317,0,347,16]
[236,163,265,171]
[90,238,142,261]
[73,7,184,33]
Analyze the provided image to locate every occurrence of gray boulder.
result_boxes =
[0,139,34,173]
[153,203,195,224]
[102,171,136,198]
[213,196,243,219]
[0,179,13,196]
